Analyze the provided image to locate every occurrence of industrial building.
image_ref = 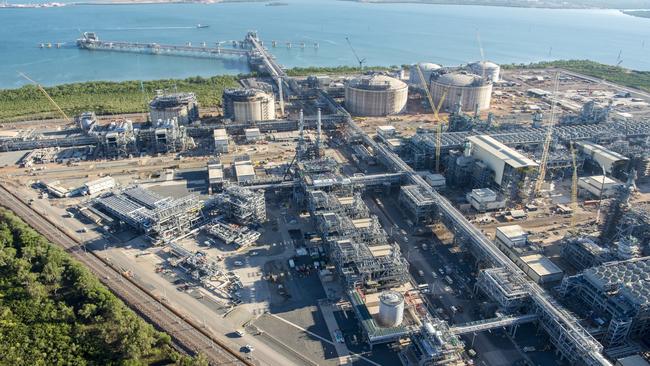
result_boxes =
[206,160,224,193]
[209,185,266,226]
[408,62,442,85]
[579,175,625,198]
[149,92,199,125]
[399,184,437,224]
[233,158,256,183]
[466,188,506,212]
[344,74,408,116]
[244,128,262,142]
[577,141,629,175]
[561,237,614,271]
[138,118,194,154]
[213,129,230,154]
[561,257,650,348]
[467,135,538,187]
[495,225,563,284]
[467,61,501,82]
[222,88,276,123]
[94,186,203,243]
[82,176,115,195]
[430,71,492,112]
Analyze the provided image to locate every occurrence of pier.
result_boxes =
[75,32,250,59]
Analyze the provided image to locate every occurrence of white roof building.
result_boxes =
[578,175,624,198]
[576,141,628,174]
[467,135,538,186]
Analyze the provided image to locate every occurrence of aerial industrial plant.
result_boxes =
[1,31,650,366]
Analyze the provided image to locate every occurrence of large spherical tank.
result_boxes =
[378,291,405,327]
[409,62,442,85]
[345,75,408,116]
[430,72,492,113]
[468,61,500,82]
[222,88,276,123]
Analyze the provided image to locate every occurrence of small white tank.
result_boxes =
[378,291,404,327]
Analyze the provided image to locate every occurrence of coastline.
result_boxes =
[340,0,650,10]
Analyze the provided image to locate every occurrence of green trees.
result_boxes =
[0,208,191,365]
[503,60,650,93]
[0,75,240,122]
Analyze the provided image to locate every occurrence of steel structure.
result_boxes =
[94,186,203,243]
[340,103,612,365]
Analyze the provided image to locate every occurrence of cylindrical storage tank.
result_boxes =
[430,72,492,113]
[409,62,442,85]
[222,88,276,123]
[378,290,405,327]
[345,75,408,116]
[468,61,500,82]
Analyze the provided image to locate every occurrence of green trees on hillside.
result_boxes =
[0,208,206,365]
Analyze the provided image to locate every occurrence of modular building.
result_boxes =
[83,176,115,195]
[578,175,624,198]
[213,129,229,153]
[244,128,262,142]
[466,188,506,212]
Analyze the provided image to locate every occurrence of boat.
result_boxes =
[196,24,209,29]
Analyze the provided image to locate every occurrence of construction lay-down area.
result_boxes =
[2,32,650,366]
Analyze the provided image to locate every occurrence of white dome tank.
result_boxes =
[468,61,501,82]
[409,62,442,85]
[378,291,405,327]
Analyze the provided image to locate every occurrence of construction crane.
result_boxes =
[532,72,560,199]
[345,37,366,71]
[570,141,579,229]
[476,31,487,81]
[18,72,72,124]
[415,64,448,172]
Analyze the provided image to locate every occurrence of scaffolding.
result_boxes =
[399,185,437,224]
[94,186,203,243]
[210,185,266,225]
[204,218,260,249]
[561,257,650,344]
[476,267,530,313]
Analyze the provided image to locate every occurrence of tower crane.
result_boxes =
[19,72,72,124]
[532,72,560,199]
[570,141,579,229]
[415,64,448,172]
[345,37,366,71]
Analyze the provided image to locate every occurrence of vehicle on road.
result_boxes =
[334,330,344,343]
[241,344,254,352]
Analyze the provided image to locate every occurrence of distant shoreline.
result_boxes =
[621,9,650,18]
[341,0,650,10]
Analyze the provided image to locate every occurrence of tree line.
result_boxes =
[0,208,207,365]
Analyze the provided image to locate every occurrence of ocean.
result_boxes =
[1,0,649,88]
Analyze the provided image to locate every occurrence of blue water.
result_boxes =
[1,0,649,88]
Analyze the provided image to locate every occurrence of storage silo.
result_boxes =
[345,75,408,116]
[430,71,492,113]
[409,62,442,85]
[377,291,405,327]
[468,61,501,82]
[222,88,276,123]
